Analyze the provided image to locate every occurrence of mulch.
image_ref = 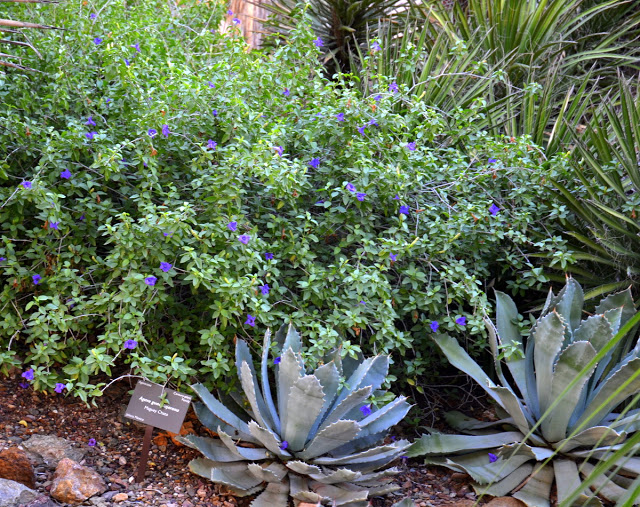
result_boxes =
[0,378,485,507]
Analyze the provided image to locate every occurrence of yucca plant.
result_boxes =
[409,278,640,506]
[179,323,411,507]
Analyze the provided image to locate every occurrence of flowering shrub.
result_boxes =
[0,0,570,400]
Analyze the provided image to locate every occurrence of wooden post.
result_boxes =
[221,0,272,49]
[136,425,154,483]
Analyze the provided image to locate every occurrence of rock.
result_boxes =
[22,495,60,507]
[113,492,129,503]
[0,478,37,507]
[485,498,527,507]
[21,435,86,469]
[50,458,107,505]
[0,447,36,489]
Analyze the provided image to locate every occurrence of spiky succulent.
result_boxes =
[409,279,640,506]
[180,324,411,507]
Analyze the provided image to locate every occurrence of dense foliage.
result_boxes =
[0,0,570,400]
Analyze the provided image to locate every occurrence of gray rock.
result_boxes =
[0,478,37,507]
[21,495,60,507]
[20,436,86,469]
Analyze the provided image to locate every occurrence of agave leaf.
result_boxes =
[595,287,635,331]
[579,462,627,502]
[283,374,325,451]
[408,431,523,457]
[534,312,566,415]
[555,426,625,453]
[494,291,528,398]
[178,434,267,462]
[188,458,263,495]
[307,361,340,439]
[358,397,412,438]
[298,420,361,460]
[327,431,389,457]
[249,481,289,507]
[445,411,516,432]
[241,362,273,431]
[317,386,372,433]
[574,315,614,353]
[247,462,288,483]
[608,410,640,432]
[309,468,362,484]
[289,473,312,500]
[500,443,555,461]
[368,483,400,496]
[310,483,369,506]
[331,355,389,410]
[352,468,399,484]
[473,463,533,497]
[575,358,640,429]
[217,429,271,461]
[248,420,291,459]
[488,386,538,441]
[439,450,532,484]
[312,443,402,465]
[261,329,281,433]
[553,459,603,506]
[552,277,584,335]
[275,322,302,355]
[512,462,554,507]
[191,384,253,437]
[193,401,259,444]
[286,461,322,475]
[277,347,302,436]
[542,341,597,443]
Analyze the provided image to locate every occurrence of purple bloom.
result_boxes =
[274,356,281,365]
[336,113,345,121]
[207,139,217,150]
[261,284,270,295]
[346,182,356,193]
[79,214,85,221]
[124,58,130,66]
[371,41,381,51]
[227,9,233,15]
[279,440,288,450]
[374,94,382,102]
[308,158,320,168]
[488,158,498,163]
[389,82,399,93]
[19,382,29,389]
[359,301,366,305]
[88,438,96,447]
[85,116,96,126]
[315,199,325,205]
[368,118,378,126]
[399,205,410,215]
[0,257,5,262]
[162,124,170,137]
[49,221,59,230]
[488,453,498,463]
[393,194,400,200]
[245,314,256,327]
[54,383,66,393]
[106,98,112,103]
[357,125,366,135]
[212,109,218,117]
[228,221,238,232]
[283,88,290,97]
[274,146,284,157]
[208,81,215,88]
[356,192,366,202]
[390,253,397,262]
[314,37,323,48]
[93,37,103,45]
[456,316,467,326]
[85,132,98,140]
[148,128,157,137]
[131,42,141,53]
[430,321,439,332]
[90,13,97,19]
[22,369,35,381]
[232,18,240,25]
[124,340,138,350]
[406,142,416,151]
[360,405,372,417]
[144,276,157,286]
[22,181,32,189]
[238,234,251,244]
[32,274,42,285]
[489,204,500,216]
[265,252,274,260]
[60,169,72,179]
[160,262,172,272]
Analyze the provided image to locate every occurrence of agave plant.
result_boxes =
[409,278,640,506]
[179,323,411,507]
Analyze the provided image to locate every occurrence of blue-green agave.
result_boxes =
[409,279,640,506]
[179,324,412,507]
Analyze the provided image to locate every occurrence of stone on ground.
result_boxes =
[0,447,36,489]
[20,435,86,468]
[50,458,106,505]
[0,477,37,507]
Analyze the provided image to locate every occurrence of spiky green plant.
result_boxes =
[180,324,411,507]
[409,278,640,506]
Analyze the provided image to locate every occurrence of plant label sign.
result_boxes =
[124,380,192,434]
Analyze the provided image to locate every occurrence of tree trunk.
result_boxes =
[221,0,272,49]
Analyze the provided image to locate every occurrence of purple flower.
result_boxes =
[232,18,240,25]
[85,116,96,126]
[279,440,288,450]
[49,221,59,230]
[406,142,416,151]
[162,124,170,137]
[88,438,96,447]
[106,98,112,104]
[228,221,238,232]
[124,58,130,67]
[238,234,251,244]
[21,181,32,189]
[79,214,85,221]
[430,321,439,332]
[93,37,103,45]
[359,301,366,305]
[22,369,35,381]
[283,88,290,97]
[261,284,270,295]
[360,405,372,417]
[371,41,381,51]
[274,146,284,157]
[488,158,498,163]
[32,274,42,285]
[0,257,6,262]
[357,125,366,135]
[336,113,345,121]
[245,314,256,327]
[124,340,138,350]
[208,81,215,88]
[160,262,172,272]
[389,82,399,93]
[308,158,320,168]
[313,37,323,48]
[60,169,72,179]
[54,383,66,393]
[389,253,397,262]
[144,276,157,286]
[456,316,467,326]
[356,192,366,201]
[488,453,498,463]
[207,139,217,150]
[148,128,157,137]
[90,13,97,19]
[227,9,233,15]
[19,382,29,389]
[399,205,410,215]
[212,109,218,117]
[85,132,98,140]
[393,195,400,200]
[131,42,141,53]
[368,118,378,126]
[489,204,500,216]
[346,183,356,193]
[274,356,281,365]
[374,94,382,102]
[264,252,274,260]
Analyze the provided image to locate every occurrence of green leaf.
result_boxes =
[283,374,325,451]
